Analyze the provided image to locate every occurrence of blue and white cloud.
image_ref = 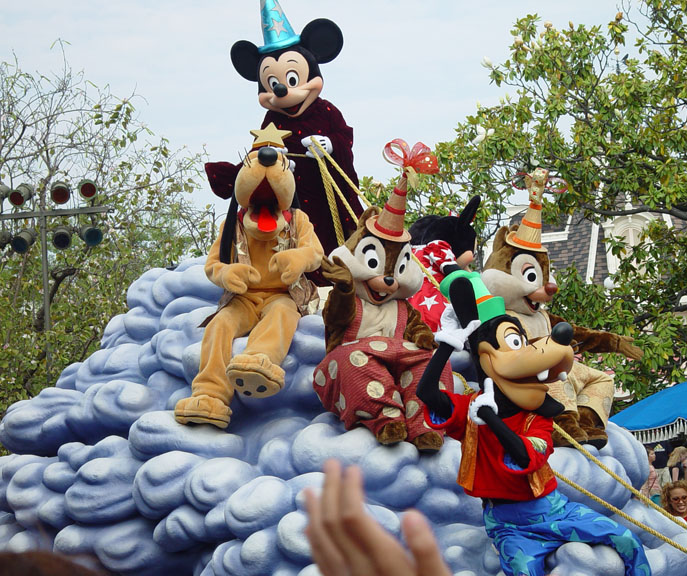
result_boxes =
[1,257,686,575]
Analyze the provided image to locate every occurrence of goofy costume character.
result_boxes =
[417,271,651,576]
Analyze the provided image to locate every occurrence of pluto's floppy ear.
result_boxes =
[457,195,481,227]
[300,19,344,63]
[219,195,239,265]
[231,40,261,82]
[205,161,241,200]
[448,277,479,328]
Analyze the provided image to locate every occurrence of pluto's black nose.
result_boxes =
[257,147,278,167]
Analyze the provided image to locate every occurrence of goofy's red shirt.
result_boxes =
[424,391,557,500]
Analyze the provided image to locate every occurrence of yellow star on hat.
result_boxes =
[250,122,292,149]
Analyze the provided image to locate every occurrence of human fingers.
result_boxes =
[401,510,451,576]
[304,486,347,576]
[339,466,413,576]
[320,461,378,576]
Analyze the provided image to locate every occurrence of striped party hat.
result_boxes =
[505,167,549,253]
[365,174,411,242]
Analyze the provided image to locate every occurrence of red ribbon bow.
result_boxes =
[383,139,439,175]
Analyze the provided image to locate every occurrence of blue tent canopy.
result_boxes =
[611,381,687,444]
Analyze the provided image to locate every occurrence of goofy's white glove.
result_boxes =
[302,135,333,159]
[435,307,481,351]
[468,377,499,426]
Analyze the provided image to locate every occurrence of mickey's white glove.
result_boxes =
[435,308,481,351]
[302,135,333,158]
[468,377,499,425]
[274,146,296,172]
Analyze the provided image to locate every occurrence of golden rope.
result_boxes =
[305,138,368,208]
[552,423,686,526]
[552,469,687,553]
[294,141,687,551]
[311,150,345,246]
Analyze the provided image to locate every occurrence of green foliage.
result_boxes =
[0,44,213,421]
[429,1,687,402]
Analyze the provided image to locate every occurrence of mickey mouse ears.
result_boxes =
[259,0,301,54]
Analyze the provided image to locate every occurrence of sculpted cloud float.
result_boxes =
[1,257,685,575]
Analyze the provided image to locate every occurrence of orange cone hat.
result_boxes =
[506,167,549,252]
[366,175,411,242]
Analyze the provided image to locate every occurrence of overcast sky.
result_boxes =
[1,1,623,210]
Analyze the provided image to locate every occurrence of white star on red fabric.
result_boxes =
[426,251,440,266]
[420,295,438,310]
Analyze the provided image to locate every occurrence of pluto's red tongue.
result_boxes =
[257,205,277,232]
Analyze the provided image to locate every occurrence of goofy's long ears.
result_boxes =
[448,277,480,328]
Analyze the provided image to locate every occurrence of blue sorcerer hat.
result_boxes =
[259,0,301,54]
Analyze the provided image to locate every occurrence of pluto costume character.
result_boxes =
[481,168,643,448]
[175,125,323,429]
[416,272,650,576]
[313,142,453,451]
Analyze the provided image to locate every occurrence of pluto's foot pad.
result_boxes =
[227,353,285,398]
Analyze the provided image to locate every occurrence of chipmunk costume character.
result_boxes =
[481,169,643,448]
[175,125,323,429]
[313,141,452,451]
[417,272,650,576]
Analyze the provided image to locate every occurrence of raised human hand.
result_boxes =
[305,460,451,576]
[435,308,481,351]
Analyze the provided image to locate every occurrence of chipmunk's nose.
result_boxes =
[551,322,573,346]
[383,276,395,286]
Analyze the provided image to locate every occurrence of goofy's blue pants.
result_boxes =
[483,489,651,576]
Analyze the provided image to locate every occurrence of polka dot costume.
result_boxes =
[314,298,453,442]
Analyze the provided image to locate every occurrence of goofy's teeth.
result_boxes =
[537,369,549,382]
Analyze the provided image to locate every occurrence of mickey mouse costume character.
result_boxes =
[416,271,651,576]
[229,0,363,264]
[408,196,481,332]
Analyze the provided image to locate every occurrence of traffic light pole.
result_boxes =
[0,205,109,379]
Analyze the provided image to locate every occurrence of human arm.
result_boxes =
[416,342,455,419]
[320,255,357,349]
[304,460,451,576]
[300,99,355,165]
[475,397,530,470]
